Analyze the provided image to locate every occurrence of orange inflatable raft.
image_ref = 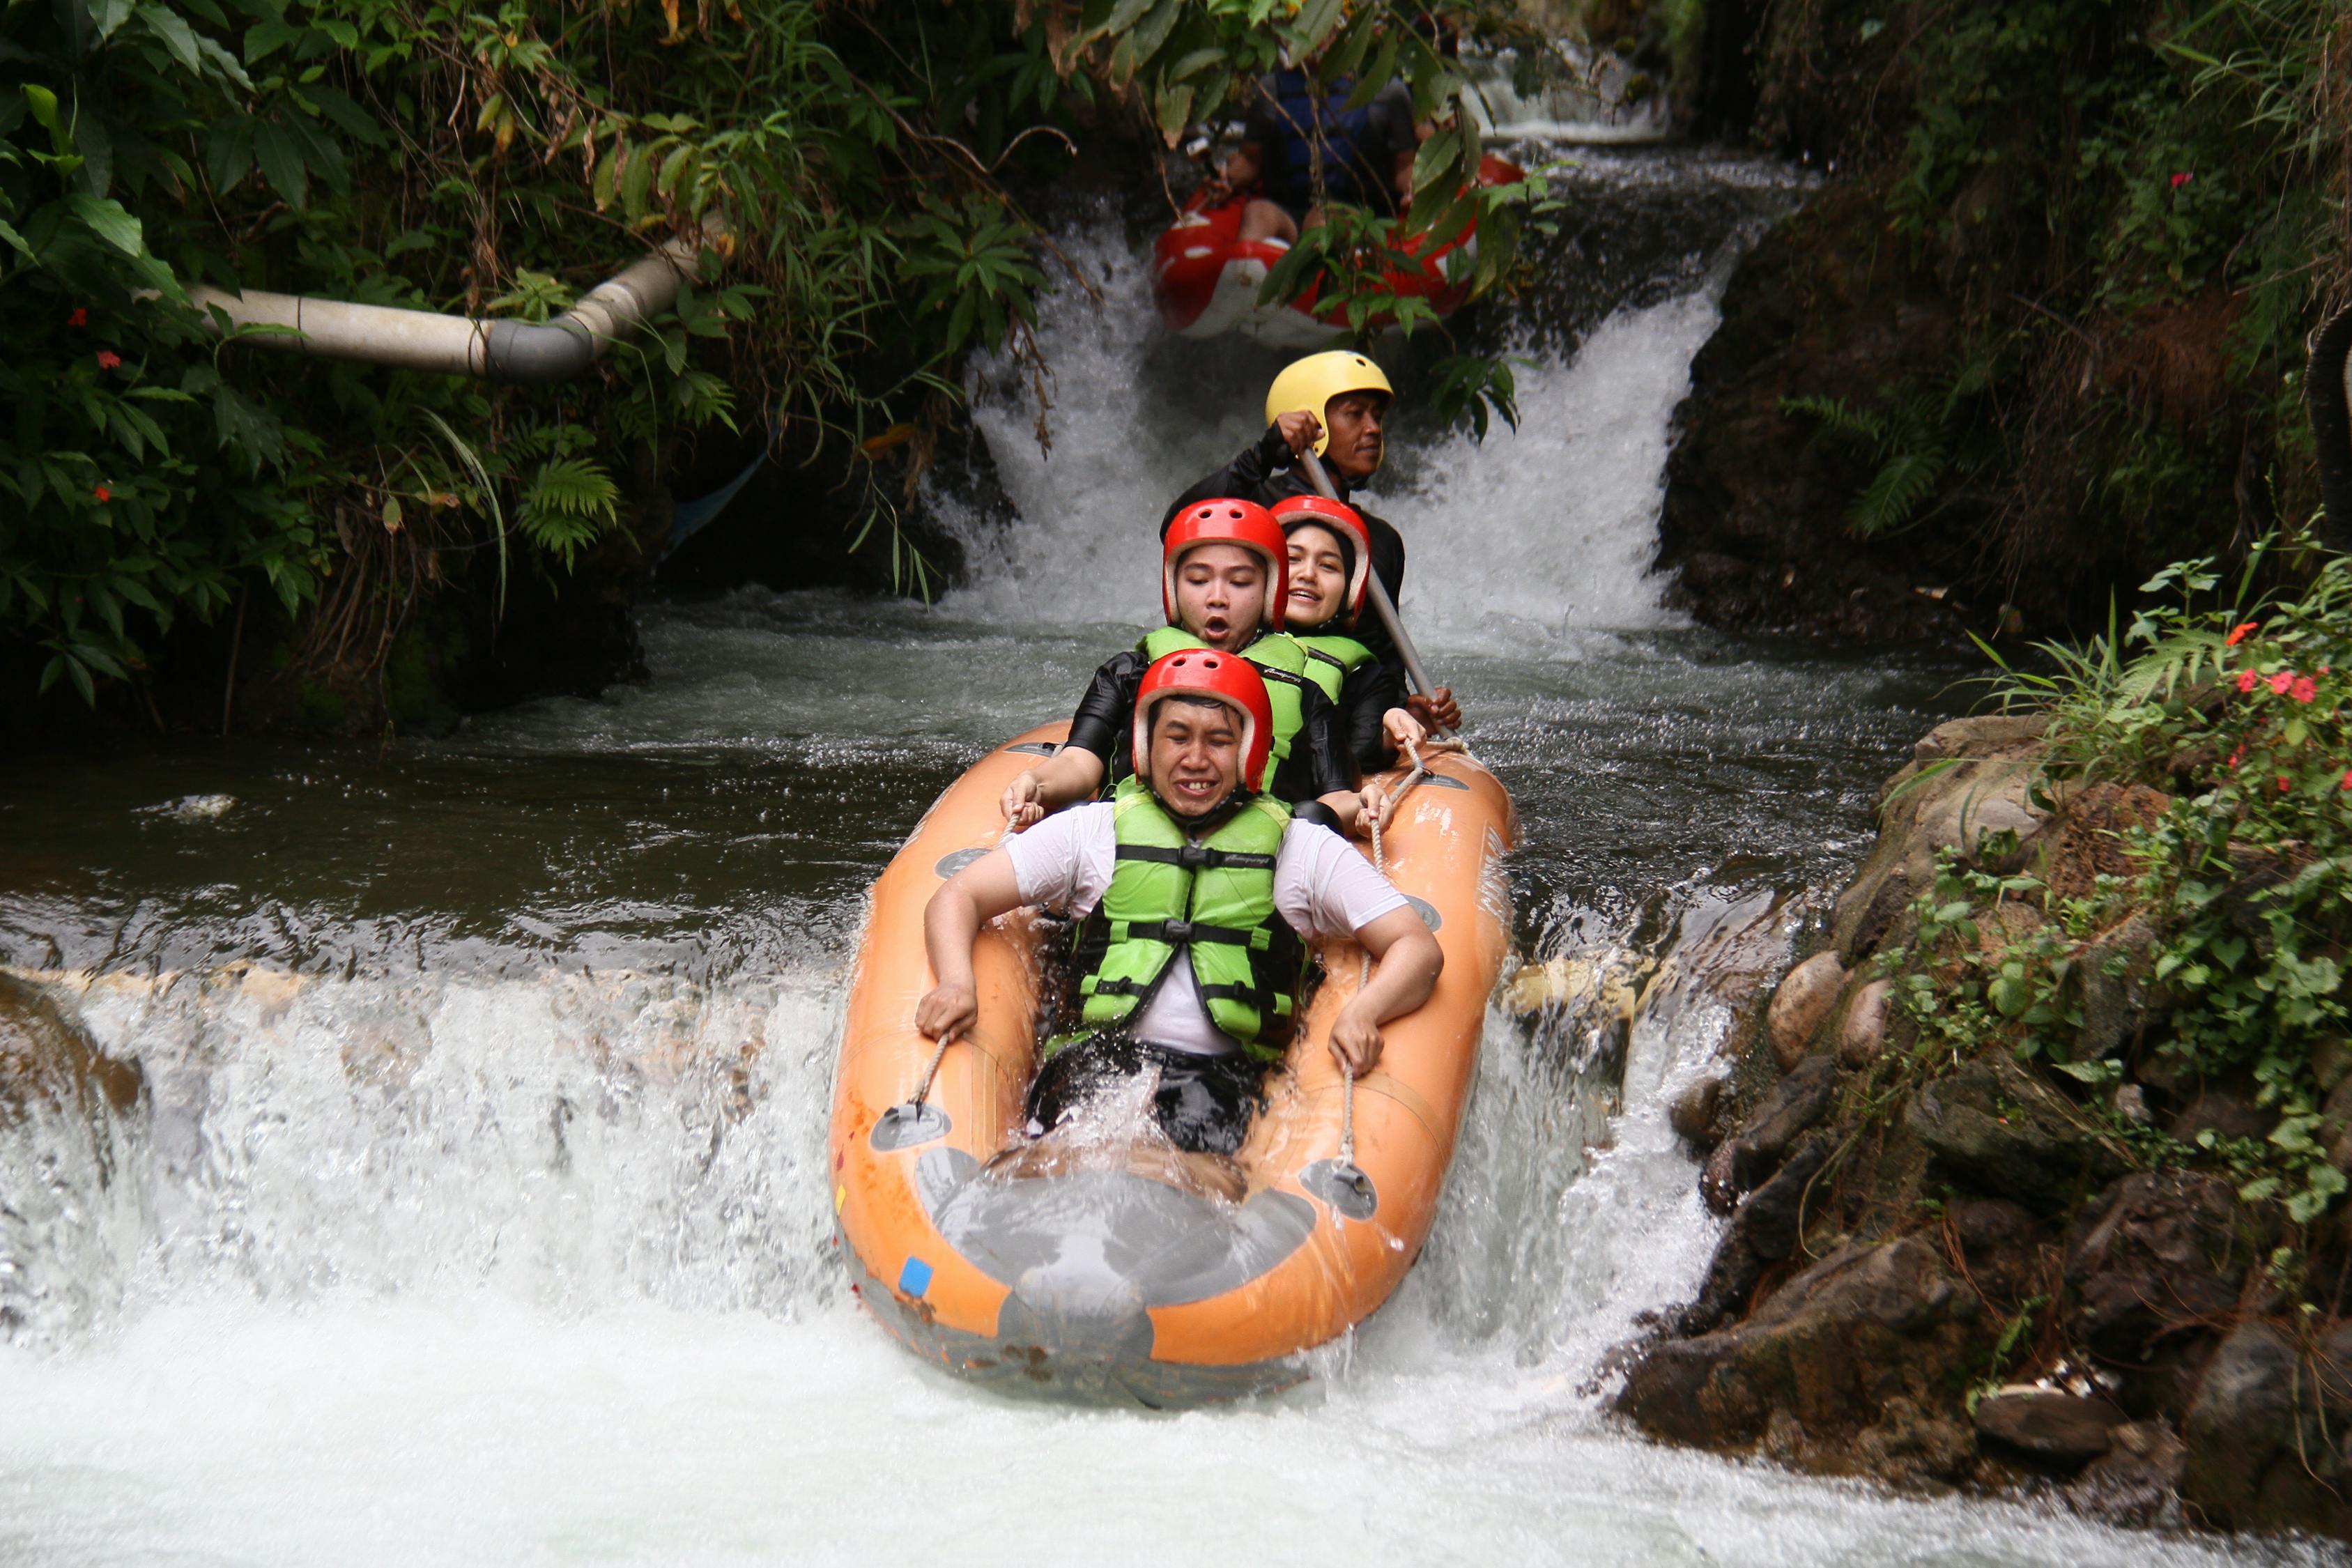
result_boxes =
[828,722,1515,1406]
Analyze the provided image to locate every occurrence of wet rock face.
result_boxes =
[1620,709,2352,1541]
[1651,180,1976,643]
[0,974,140,1126]
[1725,1054,1838,1192]
[2071,1420,2189,1527]
[2064,1172,2253,1368]
[1831,720,2052,966]
[1616,1238,1980,1481]
[1904,1056,2128,1215]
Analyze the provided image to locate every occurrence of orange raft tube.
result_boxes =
[828,722,1515,1405]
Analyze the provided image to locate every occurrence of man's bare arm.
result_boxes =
[1328,906,1443,1073]
[916,850,1029,1042]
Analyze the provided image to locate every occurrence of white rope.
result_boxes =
[909,1033,952,1108]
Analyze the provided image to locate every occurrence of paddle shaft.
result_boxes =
[1295,449,1452,735]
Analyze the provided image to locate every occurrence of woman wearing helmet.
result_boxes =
[917,650,1443,1156]
[998,498,1364,833]
[1275,493,1423,774]
[1160,351,1461,734]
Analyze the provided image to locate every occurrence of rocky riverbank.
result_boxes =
[1616,712,2352,1540]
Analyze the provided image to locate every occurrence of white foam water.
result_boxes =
[938,213,1712,648]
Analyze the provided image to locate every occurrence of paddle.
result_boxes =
[1294,447,1455,739]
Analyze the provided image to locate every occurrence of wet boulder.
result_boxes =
[2069,1420,2188,1527]
[2181,1322,2352,1537]
[1617,1236,1980,1482]
[1972,1388,2127,1468]
[2075,914,2166,1061]
[1836,978,1891,1069]
[1903,1055,2128,1214]
[1766,952,1847,1070]
[1681,1135,1831,1334]
[1828,720,2057,963]
[2063,1171,2255,1417]
[0,974,139,1127]
[1669,1075,1725,1148]
[1725,1054,1838,1192]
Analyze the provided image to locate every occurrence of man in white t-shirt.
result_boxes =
[918,649,1443,1156]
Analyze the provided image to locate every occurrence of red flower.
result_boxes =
[2237,669,2261,693]
[2226,622,2258,646]
[67,307,87,328]
[95,351,122,370]
[2292,677,2319,703]
[2342,768,2352,791]
[2227,744,2245,769]
[2278,776,2292,793]
[2170,171,2194,190]
[2270,670,2296,695]
[92,485,109,502]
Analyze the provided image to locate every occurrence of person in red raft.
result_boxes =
[1162,351,1462,734]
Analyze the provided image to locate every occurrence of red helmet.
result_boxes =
[1131,649,1274,793]
[1271,494,1371,620]
[1162,498,1289,632]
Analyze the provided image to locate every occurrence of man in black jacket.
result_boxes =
[1160,351,1460,732]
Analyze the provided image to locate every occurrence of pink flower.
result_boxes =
[67,307,87,328]
[2227,622,2258,646]
[2270,670,2296,695]
[2238,669,2261,693]
[95,351,121,370]
[2170,171,2194,190]
[92,485,109,502]
[2292,677,2318,703]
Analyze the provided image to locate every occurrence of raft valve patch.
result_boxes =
[898,1255,934,1298]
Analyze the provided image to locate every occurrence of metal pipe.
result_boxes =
[186,224,716,383]
[1296,447,1454,737]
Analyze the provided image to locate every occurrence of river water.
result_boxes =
[0,148,2332,1566]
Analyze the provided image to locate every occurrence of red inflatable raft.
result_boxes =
[1150,155,1525,347]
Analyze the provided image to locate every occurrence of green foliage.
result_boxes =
[1792,0,2344,580]
[1881,541,2352,1227]
[1784,364,1992,537]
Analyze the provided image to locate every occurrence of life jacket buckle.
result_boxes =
[1176,843,1212,869]
[1162,919,1193,943]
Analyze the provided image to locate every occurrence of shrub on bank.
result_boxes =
[1877,541,2351,1229]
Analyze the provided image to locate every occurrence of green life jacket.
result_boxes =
[1289,631,1375,704]
[1065,776,1303,1063]
[1136,625,1309,794]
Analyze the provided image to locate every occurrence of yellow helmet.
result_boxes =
[1263,352,1394,456]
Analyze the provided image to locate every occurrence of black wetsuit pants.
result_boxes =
[1026,1033,1268,1156]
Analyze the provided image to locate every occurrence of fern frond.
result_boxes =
[520,457,620,569]
[1850,445,1948,536]
[1781,393,1888,445]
